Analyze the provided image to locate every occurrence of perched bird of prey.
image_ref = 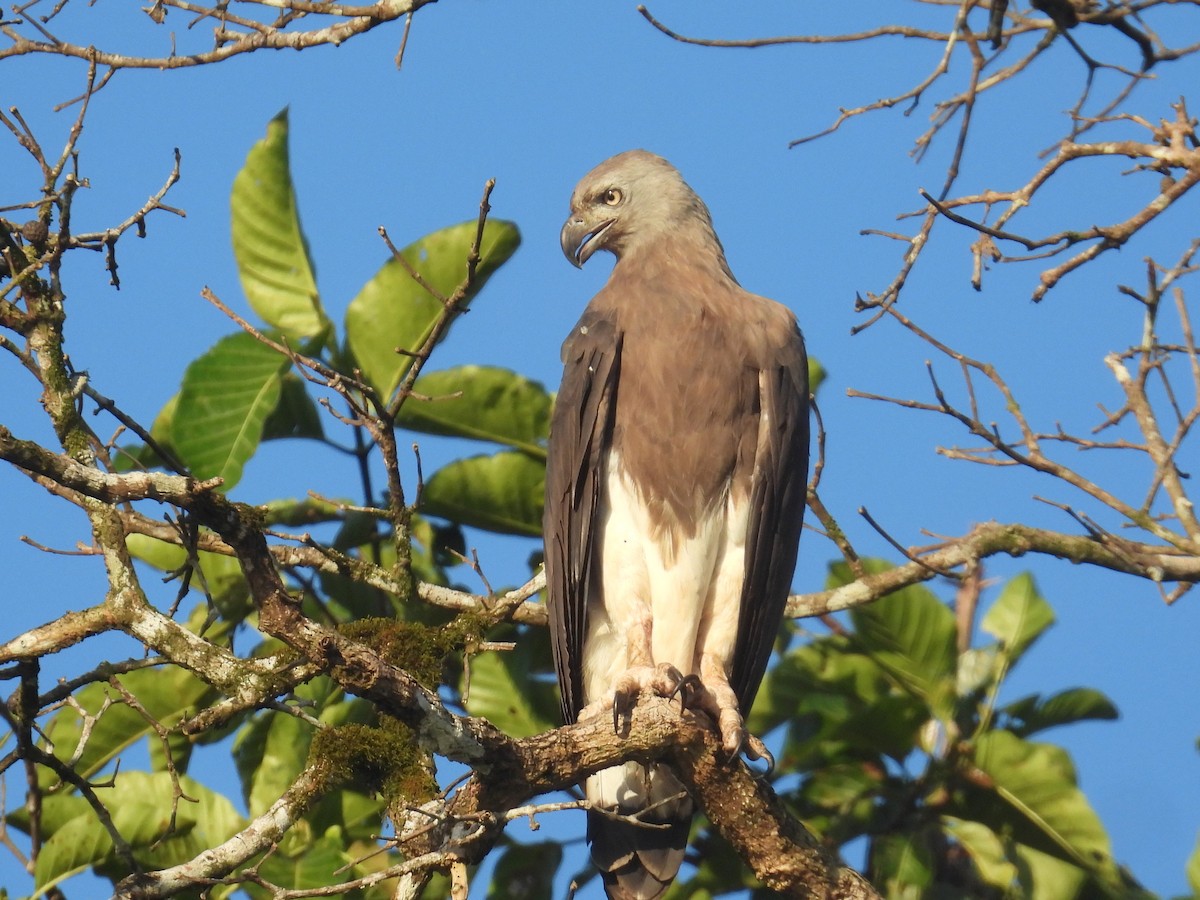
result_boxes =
[544,150,810,899]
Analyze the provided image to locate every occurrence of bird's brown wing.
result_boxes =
[730,325,810,712]
[543,310,623,725]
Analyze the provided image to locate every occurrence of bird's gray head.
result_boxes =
[560,150,719,268]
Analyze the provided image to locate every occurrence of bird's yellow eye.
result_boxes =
[602,188,623,207]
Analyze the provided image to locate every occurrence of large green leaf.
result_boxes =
[397,365,551,457]
[344,218,520,399]
[981,572,1055,664]
[40,664,218,787]
[30,772,245,893]
[231,108,327,340]
[1002,688,1119,738]
[835,560,958,719]
[254,831,356,894]
[126,532,250,621]
[34,812,114,895]
[421,450,544,536]
[963,730,1120,885]
[172,331,291,489]
[464,626,558,738]
[104,772,245,874]
[234,705,313,818]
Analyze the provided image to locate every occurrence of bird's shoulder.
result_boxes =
[559,302,621,365]
[721,285,807,367]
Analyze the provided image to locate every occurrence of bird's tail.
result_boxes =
[586,761,693,900]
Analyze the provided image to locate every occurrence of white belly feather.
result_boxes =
[581,455,749,708]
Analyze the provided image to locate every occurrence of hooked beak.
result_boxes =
[560,216,614,269]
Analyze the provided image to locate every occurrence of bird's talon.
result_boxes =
[743,735,775,774]
[669,674,702,709]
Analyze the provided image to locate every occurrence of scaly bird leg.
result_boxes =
[693,653,774,770]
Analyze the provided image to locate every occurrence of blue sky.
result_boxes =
[3,2,1199,896]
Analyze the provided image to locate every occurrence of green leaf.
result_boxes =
[1002,688,1119,738]
[173,331,291,489]
[262,372,324,440]
[1187,829,1200,895]
[1013,843,1090,900]
[344,218,521,399]
[255,832,356,892]
[487,839,563,900]
[963,730,1119,884]
[464,626,558,738]
[756,636,895,773]
[234,679,362,817]
[941,817,1018,890]
[231,108,327,340]
[101,772,244,873]
[234,707,313,818]
[421,450,544,537]
[837,693,928,763]
[981,572,1055,664]
[398,365,551,457]
[869,831,934,896]
[113,393,182,472]
[807,356,827,395]
[34,813,113,895]
[126,532,250,620]
[835,560,957,718]
[40,665,218,787]
[797,763,881,811]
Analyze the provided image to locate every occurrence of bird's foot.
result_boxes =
[688,657,775,773]
[579,663,691,735]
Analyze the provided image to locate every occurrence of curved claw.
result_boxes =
[743,734,776,776]
[668,673,702,710]
[612,683,639,736]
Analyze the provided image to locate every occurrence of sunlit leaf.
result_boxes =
[92,772,244,879]
[807,356,827,395]
[421,450,544,536]
[981,572,1055,664]
[127,533,249,621]
[962,730,1120,885]
[1013,842,1090,899]
[398,365,551,457]
[255,832,356,892]
[836,694,927,763]
[344,219,520,399]
[464,625,558,738]
[231,108,327,340]
[40,664,218,788]
[173,331,291,490]
[234,706,313,818]
[833,560,957,718]
[941,817,1018,890]
[754,635,886,762]
[796,763,881,811]
[33,813,113,894]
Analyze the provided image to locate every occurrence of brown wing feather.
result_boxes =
[730,325,810,712]
[543,310,623,724]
